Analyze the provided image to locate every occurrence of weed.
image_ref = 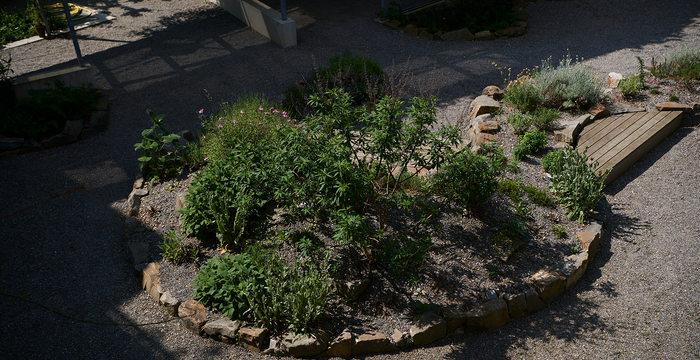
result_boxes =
[650,89,660,95]
[486,264,504,277]
[415,300,438,314]
[669,95,679,102]
[618,75,644,95]
[503,82,540,112]
[498,178,523,202]
[651,47,700,87]
[530,107,559,131]
[521,184,554,207]
[552,225,566,239]
[513,200,531,218]
[508,111,532,135]
[157,230,200,264]
[570,244,581,254]
[506,158,520,173]
[134,110,183,183]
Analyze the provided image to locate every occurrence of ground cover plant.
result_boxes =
[651,47,700,88]
[501,54,604,111]
[0,0,68,45]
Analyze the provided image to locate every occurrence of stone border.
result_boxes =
[122,100,613,356]
[375,0,528,41]
[0,91,109,158]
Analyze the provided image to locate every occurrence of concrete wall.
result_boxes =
[210,0,296,47]
[13,64,96,99]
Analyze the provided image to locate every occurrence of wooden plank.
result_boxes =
[578,113,624,144]
[601,111,682,185]
[595,111,674,170]
[579,112,648,160]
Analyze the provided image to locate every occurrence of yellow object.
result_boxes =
[43,3,92,22]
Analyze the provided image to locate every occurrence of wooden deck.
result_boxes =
[577,110,683,186]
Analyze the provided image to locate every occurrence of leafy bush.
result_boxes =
[529,54,603,109]
[378,234,432,286]
[432,149,502,210]
[192,252,263,320]
[513,130,547,160]
[552,225,566,239]
[498,178,522,202]
[0,6,34,45]
[507,111,531,135]
[651,47,700,86]
[618,75,644,95]
[0,81,100,138]
[406,0,515,33]
[0,55,15,110]
[530,107,559,131]
[542,149,566,173]
[191,247,331,335]
[503,81,540,112]
[282,50,385,119]
[521,183,554,207]
[135,110,183,182]
[547,148,609,223]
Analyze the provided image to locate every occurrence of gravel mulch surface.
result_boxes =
[2,0,700,359]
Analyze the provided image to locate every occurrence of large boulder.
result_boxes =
[178,300,207,335]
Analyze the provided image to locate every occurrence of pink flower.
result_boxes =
[201,136,206,139]
[198,109,204,114]
[258,122,263,125]
[232,120,236,124]
[218,117,222,121]
[240,110,244,114]
[273,110,279,114]
[204,157,209,161]
[283,114,288,118]
[218,125,223,129]
[264,112,269,115]
[258,107,264,111]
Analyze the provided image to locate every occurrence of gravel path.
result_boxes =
[2,0,699,359]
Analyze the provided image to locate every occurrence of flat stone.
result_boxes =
[42,133,78,149]
[441,28,475,41]
[504,292,527,320]
[588,104,610,119]
[552,142,571,150]
[178,300,206,335]
[334,278,371,301]
[473,132,497,146]
[159,291,181,317]
[88,110,108,131]
[178,129,194,142]
[139,262,162,303]
[319,330,352,357]
[577,230,601,258]
[238,327,269,352]
[175,192,186,211]
[351,331,387,355]
[203,318,241,339]
[530,268,566,304]
[390,329,412,349]
[402,28,420,37]
[385,19,402,29]
[130,188,149,197]
[20,139,43,154]
[0,136,25,151]
[440,306,468,333]
[607,72,623,88]
[127,192,141,217]
[608,103,645,114]
[482,85,504,100]
[525,289,547,314]
[589,199,608,225]
[127,242,149,265]
[410,311,447,345]
[262,335,289,356]
[474,30,496,41]
[466,298,510,331]
[559,251,589,290]
[418,30,433,40]
[282,329,330,357]
[479,121,500,133]
[513,20,527,28]
[124,217,140,238]
[1,149,20,159]
[553,120,582,145]
[469,95,501,119]
[139,262,159,289]
[655,102,692,113]
[574,114,594,127]
[63,120,83,138]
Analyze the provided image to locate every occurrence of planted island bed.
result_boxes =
[123,49,699,355]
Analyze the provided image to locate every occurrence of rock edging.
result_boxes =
[123,183,611,357]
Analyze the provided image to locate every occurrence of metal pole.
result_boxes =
[61,0,84,67]
[381,0,386,14]
[280,0,287,21]
[35,0,51,35]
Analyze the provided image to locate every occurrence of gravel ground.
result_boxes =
[2,0,700,359]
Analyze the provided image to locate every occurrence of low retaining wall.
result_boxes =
[209,0,296,47]
[13,63,96,99]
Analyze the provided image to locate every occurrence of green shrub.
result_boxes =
[503,81,540,112]
[547,148,609,223]
[135,110,183,182]
[432,149,502,210]
[542,149,566,173]
[618,75,644,95]
[508,112,532,135]
[1,80,99,138]
[378,234,432,286]
[498,178,522,202]
[530,54,603,109]
[0,6,34,46]
[192,252,263,320]
[282,50,385,119]
[513,130,547,160]
[0,55,15,111]
[651,47,700,86]
[530,107,559,131]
